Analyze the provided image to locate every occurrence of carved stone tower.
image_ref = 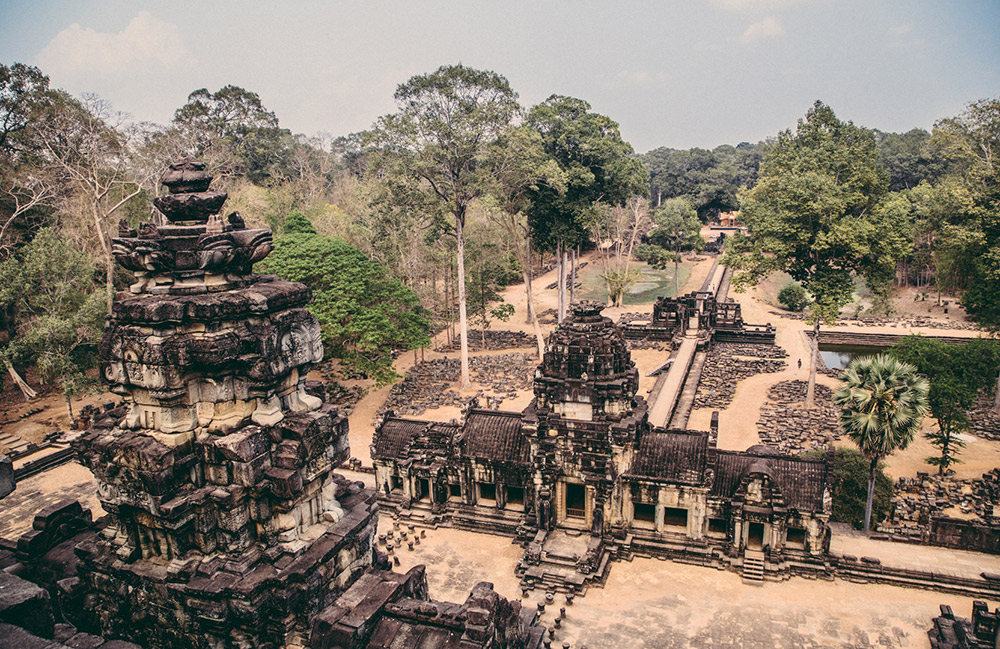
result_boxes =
[526,301,647,535]
[74,159,378,648]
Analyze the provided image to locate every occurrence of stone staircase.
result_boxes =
[742,549,765,585]
[517,529,613,595]
[0,432,28,455]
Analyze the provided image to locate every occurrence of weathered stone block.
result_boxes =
[0,455,12,499]
[0,572,54,639]
[230,453,270,487]
[266,468,303,499]
[213,426,269,462]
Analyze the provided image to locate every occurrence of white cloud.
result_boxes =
[711,0,809,13]
[740,16,785,43]
[37,12,192,80]
[887,23,914,36]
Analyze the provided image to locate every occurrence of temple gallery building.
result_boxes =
[373,301,833,589]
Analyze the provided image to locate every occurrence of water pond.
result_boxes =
[817,343,885,371]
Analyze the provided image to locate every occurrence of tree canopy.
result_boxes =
[888,336,1000,472]
[723,101,912,406]
[641,142,761,220]
[526,95,648,253]
[173,85,292,183]
[258,221,430,386]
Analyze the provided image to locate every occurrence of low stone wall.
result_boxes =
[930,515,1000,555]
[771,310,981,332]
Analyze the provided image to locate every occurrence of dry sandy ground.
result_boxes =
[390,522,980,649]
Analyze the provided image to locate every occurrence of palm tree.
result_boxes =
[834,354,929,534]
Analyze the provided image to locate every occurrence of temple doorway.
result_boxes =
[747,522,765,550]
[559,480,588,528]
[415,478,430,502]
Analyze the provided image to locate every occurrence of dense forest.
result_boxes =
[1,60,998,413]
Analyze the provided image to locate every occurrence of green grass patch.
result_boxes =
[576,261,691,306]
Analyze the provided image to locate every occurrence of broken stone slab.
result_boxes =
[0,455,12,499]
[0,572,54,639]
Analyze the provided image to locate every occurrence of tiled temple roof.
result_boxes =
[461,410,530,463]
[627,430,708,484]
[372,418,430,459]
[712,448,830,511]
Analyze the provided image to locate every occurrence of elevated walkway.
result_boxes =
[647,332,699,428]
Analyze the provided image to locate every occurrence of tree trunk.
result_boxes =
[806,319,819,408]
[864,457,877,534]
[524,237,534,325]
[674,256,680,297]
[455,215,471,389]
[5,360,37,400]
[561,246,569,320]
[522,265,546,360]
[65,394,74,421]
[556,241,565,322]
[569,246,577,306]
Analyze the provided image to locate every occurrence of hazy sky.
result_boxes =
[1,0,998,153]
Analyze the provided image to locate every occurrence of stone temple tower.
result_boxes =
[526,300,648,536]
[74,159,378,648]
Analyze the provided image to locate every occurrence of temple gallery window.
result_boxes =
[632,501,656,526]
[478,482,496,504]
[664,506,688,530]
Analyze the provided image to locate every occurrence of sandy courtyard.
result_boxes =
[388,522,978,649]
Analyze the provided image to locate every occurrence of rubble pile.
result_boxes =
[878,471,1000,540]
[626,339,670,351]
[376,353,535,420]
[968,394,1000,440]
[437,329,537,352]
[755,380,840,454]
[321,381,368,415]
[693,343,787,409]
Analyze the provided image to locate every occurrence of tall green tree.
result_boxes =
[723,101,909,407]
[889,335,1000,472]
[483,124,565,358]
[34,94,153,310]
[0,228,106,417]
[933,98,1000,413]
[933,98,1000,334]
[0,63,60,259]
[258,219,429,386]
[875,128,949,192]
[526,95,648,320]
[649,197,703,297]
[173,85,293,183]
[834,354,929,534]
[365,64,519,389]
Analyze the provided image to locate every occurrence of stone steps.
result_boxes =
[742,550,765,585]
